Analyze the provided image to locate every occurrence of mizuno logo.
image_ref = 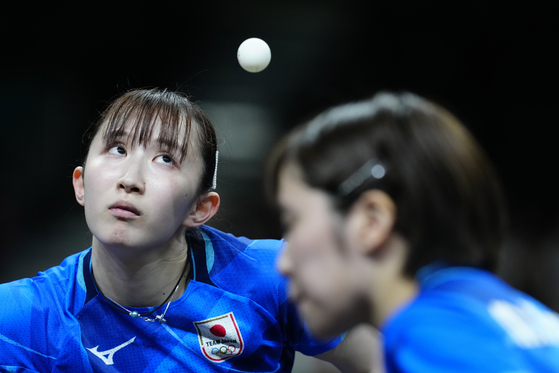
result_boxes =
[87,336,136,365]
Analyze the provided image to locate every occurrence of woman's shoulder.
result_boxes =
[383,266,559,372]
[193,226,287,307]
[197,225,284,269]
[0,250,89,318]
[0,251,89,369]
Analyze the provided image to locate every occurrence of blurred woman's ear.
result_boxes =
[348,189,396,256]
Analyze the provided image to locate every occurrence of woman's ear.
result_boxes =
[183,192,221,228]
[73,167,85,206]
[348,189,396,256]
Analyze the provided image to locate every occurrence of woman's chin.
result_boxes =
[300,303,350,340]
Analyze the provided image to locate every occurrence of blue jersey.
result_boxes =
[0,225,341,372]
[382,263,559,372]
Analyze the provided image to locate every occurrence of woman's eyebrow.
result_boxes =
[103,128,129,141]
[155,137,182,152]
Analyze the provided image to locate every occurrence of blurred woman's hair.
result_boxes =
[267,92,507,277]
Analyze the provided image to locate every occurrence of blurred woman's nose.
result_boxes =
[277,243,293,276]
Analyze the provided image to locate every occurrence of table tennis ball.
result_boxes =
[237,38,271,73]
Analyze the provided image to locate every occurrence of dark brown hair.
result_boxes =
[268,92,507,276]
[85,88,217,196]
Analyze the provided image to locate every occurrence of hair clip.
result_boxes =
[211,151,219,190]
[337,159,386,196]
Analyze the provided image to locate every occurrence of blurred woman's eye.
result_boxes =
[281,214,295,233]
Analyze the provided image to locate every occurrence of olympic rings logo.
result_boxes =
[211,344,237,356]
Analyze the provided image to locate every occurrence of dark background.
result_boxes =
[1,1,558,310]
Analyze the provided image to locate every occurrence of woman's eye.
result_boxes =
[108,145,126,155]
[281,216,294,232]
[155,154,175,165]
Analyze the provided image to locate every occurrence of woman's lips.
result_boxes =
[109,202,140,219]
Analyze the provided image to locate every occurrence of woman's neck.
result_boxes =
[372,273,418,328]
[368,234,419,328]
[91,237,190,307]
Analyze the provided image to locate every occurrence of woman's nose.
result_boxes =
[117,161,145,194]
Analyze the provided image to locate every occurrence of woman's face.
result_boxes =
[276,163,369,338]
[75,117,204,252]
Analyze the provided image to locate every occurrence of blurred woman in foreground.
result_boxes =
[268,92,559,372]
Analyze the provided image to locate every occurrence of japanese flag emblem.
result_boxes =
[194,312,244,362]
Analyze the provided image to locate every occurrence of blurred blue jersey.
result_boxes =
[0,225,341,372]
[382,263,559,372]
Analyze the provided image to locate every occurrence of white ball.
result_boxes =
[237,38,271,73]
